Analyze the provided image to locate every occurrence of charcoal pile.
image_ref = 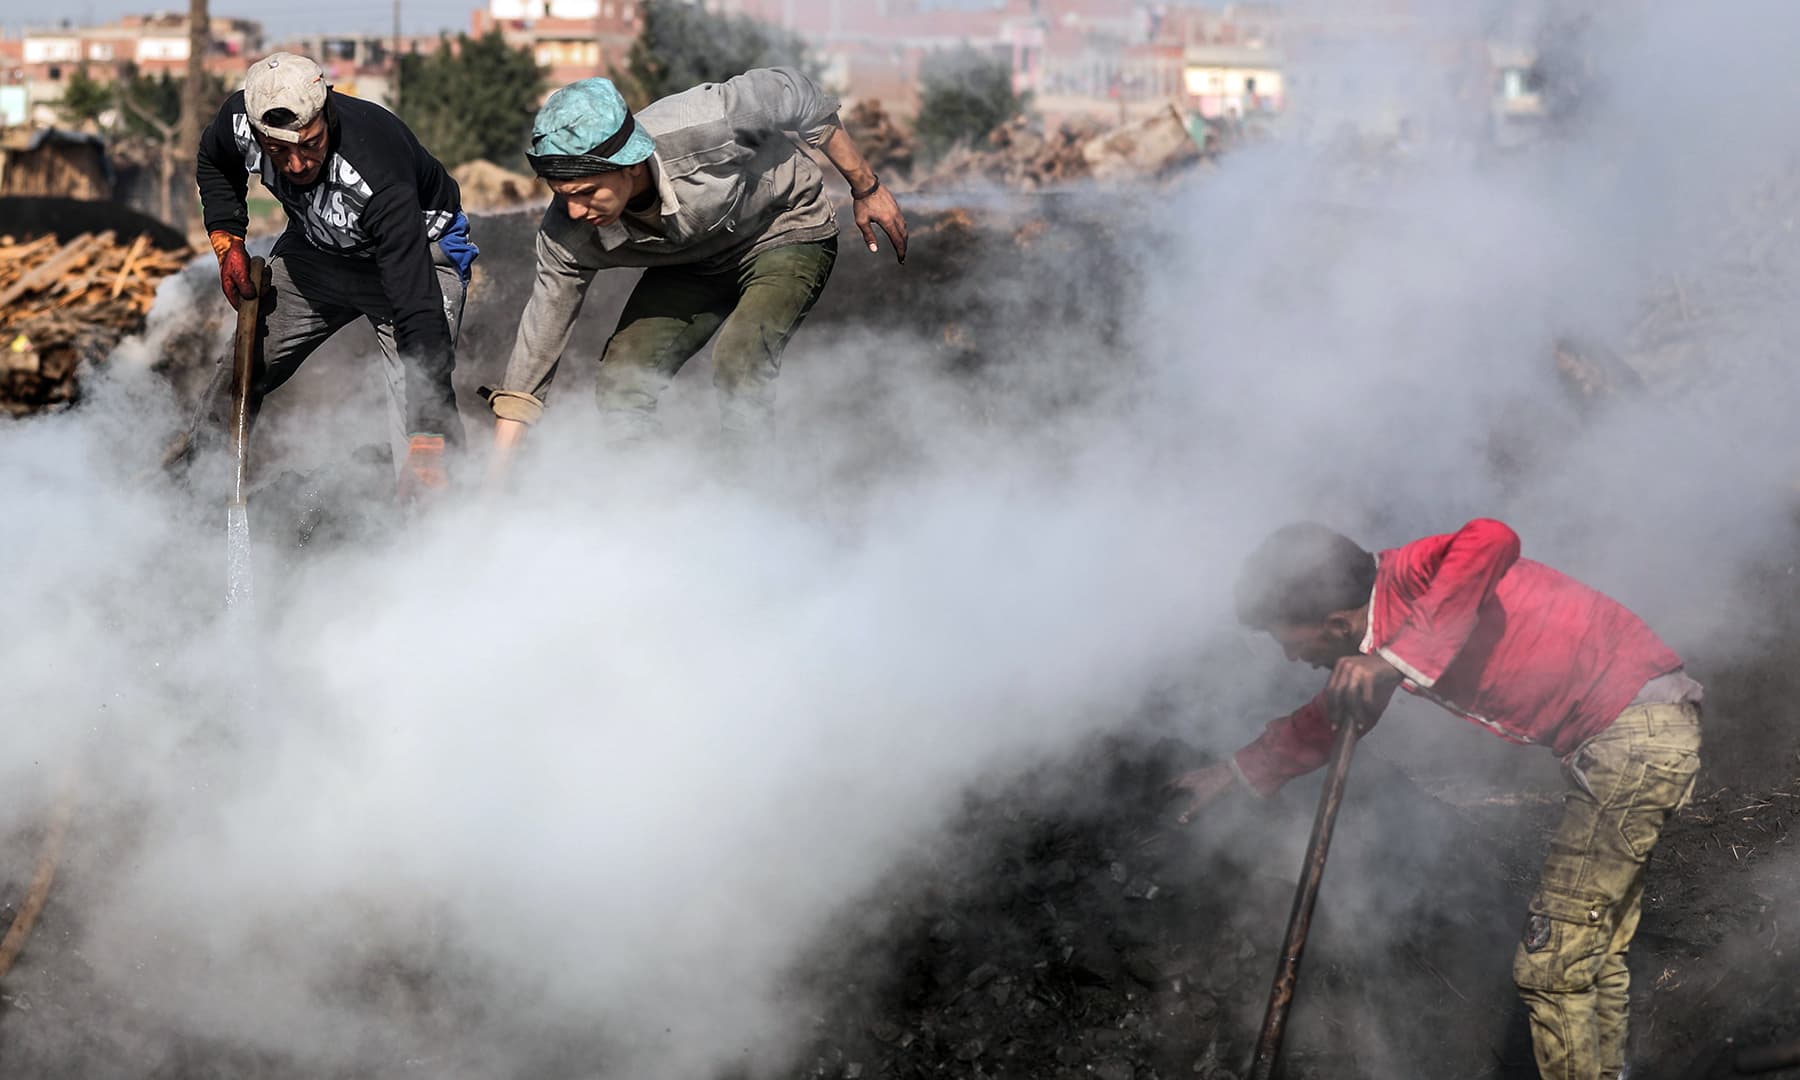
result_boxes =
[916,115,1102,193]
[789,740,1273,1080]
[0,230,192,416]
[846,100,916,180]
[915,107,1203,194]
[779,736,1531,1080]
[1081,106,1204,183]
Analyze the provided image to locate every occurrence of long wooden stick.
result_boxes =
[225,257,268,609]
[1249,714,1360,1080]
[227,256,268,507]
[0,782,74,981]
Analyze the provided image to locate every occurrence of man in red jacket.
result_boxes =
[1172,519,1702,1080]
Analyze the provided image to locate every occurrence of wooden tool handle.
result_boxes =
[1249,713,1360,1080]
[226,256,269,505]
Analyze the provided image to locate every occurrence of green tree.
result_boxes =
[395,31,545,170]
[56,66,113,129]
[114,66,227,138]
[105,66,230,225]
[914,46,1027,163]
[615,0,818,109]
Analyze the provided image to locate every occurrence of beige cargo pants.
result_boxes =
[1514,702,1702,1080]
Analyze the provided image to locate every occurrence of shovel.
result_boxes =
[1248,710,1361,1080]
[225,256,269,609]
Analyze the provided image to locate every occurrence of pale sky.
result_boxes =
[0,0,482,43]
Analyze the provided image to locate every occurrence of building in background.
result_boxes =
[0,127,112,198]
[1487,41,1545,147]
[0,38,25,127]
[471,0,638,89]
[275,35,398,107]
[676,0,1542,148]
[0,3,1551,151]
[9,16,263,126]
[259,33,457,110]
[671,0,1156,121]
[0,15,465,125]
[1181,44,1283,119]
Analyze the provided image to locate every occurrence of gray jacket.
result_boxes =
[497,67,842,406]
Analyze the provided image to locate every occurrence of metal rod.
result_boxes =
[1249,713,1361,1080]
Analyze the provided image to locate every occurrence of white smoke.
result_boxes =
[4,2,1800,1077]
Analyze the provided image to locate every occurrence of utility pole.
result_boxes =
[392,0,403,109]
[177,0,210,232]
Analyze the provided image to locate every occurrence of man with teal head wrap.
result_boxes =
[483,68,907,466]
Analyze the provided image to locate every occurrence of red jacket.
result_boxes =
[1232,518,1684,797]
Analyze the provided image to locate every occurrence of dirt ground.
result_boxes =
[3,196,1798,1079]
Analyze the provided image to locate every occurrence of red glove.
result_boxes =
[209,230,254,310]
[398,434,448,504]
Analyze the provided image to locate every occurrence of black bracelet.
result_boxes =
[851,174,881,200]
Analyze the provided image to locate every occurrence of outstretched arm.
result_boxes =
[718,67,909,262]
[819,126,907,263]
[482,215,599,490]
[1175,670,1400,821]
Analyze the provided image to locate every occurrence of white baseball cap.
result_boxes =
[244,52,328,143]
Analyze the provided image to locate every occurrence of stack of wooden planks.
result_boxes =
[0,230,193,416]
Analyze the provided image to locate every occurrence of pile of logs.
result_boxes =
[0,230,191,416]
[915,106,1202,193]
[916,115,1101,193]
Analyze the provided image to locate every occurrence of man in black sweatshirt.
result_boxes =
[196,52,477,497]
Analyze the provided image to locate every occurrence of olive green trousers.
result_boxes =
[594,237,837,443]
[1514,702,1702,1080]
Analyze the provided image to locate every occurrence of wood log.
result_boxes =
[0,231,112,311]
[0,235,57,264]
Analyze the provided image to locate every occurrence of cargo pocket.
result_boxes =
[1512,889,1611,992]
[1620,757,1699,860]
